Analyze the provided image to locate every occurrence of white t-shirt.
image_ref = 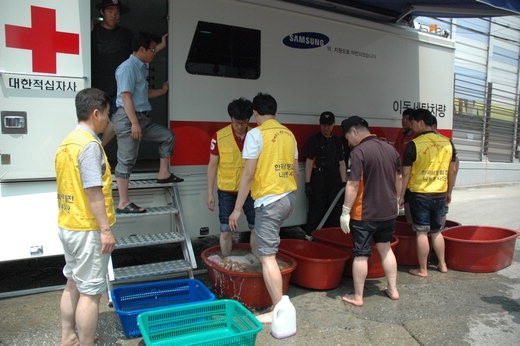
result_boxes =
[243,127,299,207]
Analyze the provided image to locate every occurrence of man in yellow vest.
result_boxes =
[55,88,116,346]
[207,98,256,257]
[229,93,299,324]
[399,108,458,277]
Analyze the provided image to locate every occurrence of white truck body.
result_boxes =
[0,0,454,262]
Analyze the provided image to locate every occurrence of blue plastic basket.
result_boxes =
[112,279,215,338]
[137,299,263,346]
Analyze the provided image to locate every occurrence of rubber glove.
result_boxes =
[340,205,351,234]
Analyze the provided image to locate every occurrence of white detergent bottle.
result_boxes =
[271,295,297,339]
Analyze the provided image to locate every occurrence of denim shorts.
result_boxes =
[254,192,295,256]
[408,193,447,233]
[350,219,395,257]
[218,190,255,232]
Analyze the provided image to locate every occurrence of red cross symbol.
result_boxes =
[5,6,79,74]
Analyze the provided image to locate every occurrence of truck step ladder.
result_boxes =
[106,179,196,300]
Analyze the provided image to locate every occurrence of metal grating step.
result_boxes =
[113,260,193,281]
[111,179,176,190]
[115,232,185,249]
[115,205,178,218]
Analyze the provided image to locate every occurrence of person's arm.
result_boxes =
[121,92,142,140]
[446,158,459,205]
[148,81,168,99]
[339,160,347,183]
[155,33,168,53]
[339,179,359,233]
[229,159,257,231]
[207,153,219,211]
[304,158,313,183]
[399,166,411,208]
[84,187,116,254]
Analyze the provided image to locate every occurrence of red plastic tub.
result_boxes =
[312,228,399,278]
[278,239,350,290]
[393,221,418,266]
[201,243,297,309]
[442,226,519,272]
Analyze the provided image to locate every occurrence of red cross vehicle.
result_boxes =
[0,0,460,264]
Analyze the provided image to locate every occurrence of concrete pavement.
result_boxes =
[0,183,519,345]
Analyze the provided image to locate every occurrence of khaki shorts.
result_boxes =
[58,228,110,295]
[254,192,295,257]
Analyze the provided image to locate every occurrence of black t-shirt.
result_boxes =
[303,133,345,171]
[91,24,133,97]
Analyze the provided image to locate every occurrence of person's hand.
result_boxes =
[100,229,116,254]
[161,81,169,95]
[207,192,215,211]
[398,196,405,209]
[340,205,351,234]
[229,209,241,232]
[131,122,142,140]
[305,182,312,198]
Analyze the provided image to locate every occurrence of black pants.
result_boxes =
[303,172,343,234]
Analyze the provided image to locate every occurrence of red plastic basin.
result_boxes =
[312,228,399,278]
[201,243,297,309]
[442,226,519,272]
[279,239,351,290]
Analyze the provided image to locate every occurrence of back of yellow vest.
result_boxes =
[408,132,452,193]
[251,119,297,200]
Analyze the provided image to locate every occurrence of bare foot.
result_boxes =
[59,335,79,346]
[341,295,363,307]
[437,263,448,273]
[384,288,399,300]
[409,268,428,277]
[256,311,273,323]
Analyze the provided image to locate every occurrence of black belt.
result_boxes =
[136,111,150,117]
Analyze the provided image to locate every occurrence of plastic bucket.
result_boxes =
[312,227,399,278]
[201,243,297,308]
[442,226,519,272]
[279,239,350,289]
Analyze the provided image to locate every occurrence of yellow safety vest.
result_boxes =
[408,132,452,193]
[55,129,115,230]
[216,124,246,192]
[251,119,297,200]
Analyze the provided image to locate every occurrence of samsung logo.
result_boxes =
[283,32,329,49]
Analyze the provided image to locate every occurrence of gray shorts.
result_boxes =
[58,228,110,295]
[112,107,175,178]
[254,192,296,257]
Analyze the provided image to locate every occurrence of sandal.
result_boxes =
[157,173,184,183]
[116,202,147,214]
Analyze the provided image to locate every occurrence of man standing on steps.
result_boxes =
[207,98,256,257]
[229,93,299,324]
[113,31,183,215]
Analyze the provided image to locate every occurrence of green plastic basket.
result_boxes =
[137,299,262,346]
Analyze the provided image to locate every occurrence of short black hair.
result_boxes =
[410,108,433,124]
[228,98,253,121]
[252,93,277,116]
[341,116,369,133]
[402,108,414,118]
[75,88,110,122]
[132,31,161,52]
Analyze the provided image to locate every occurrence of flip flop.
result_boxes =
[116,202,147,214]
[157,173,184,183]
